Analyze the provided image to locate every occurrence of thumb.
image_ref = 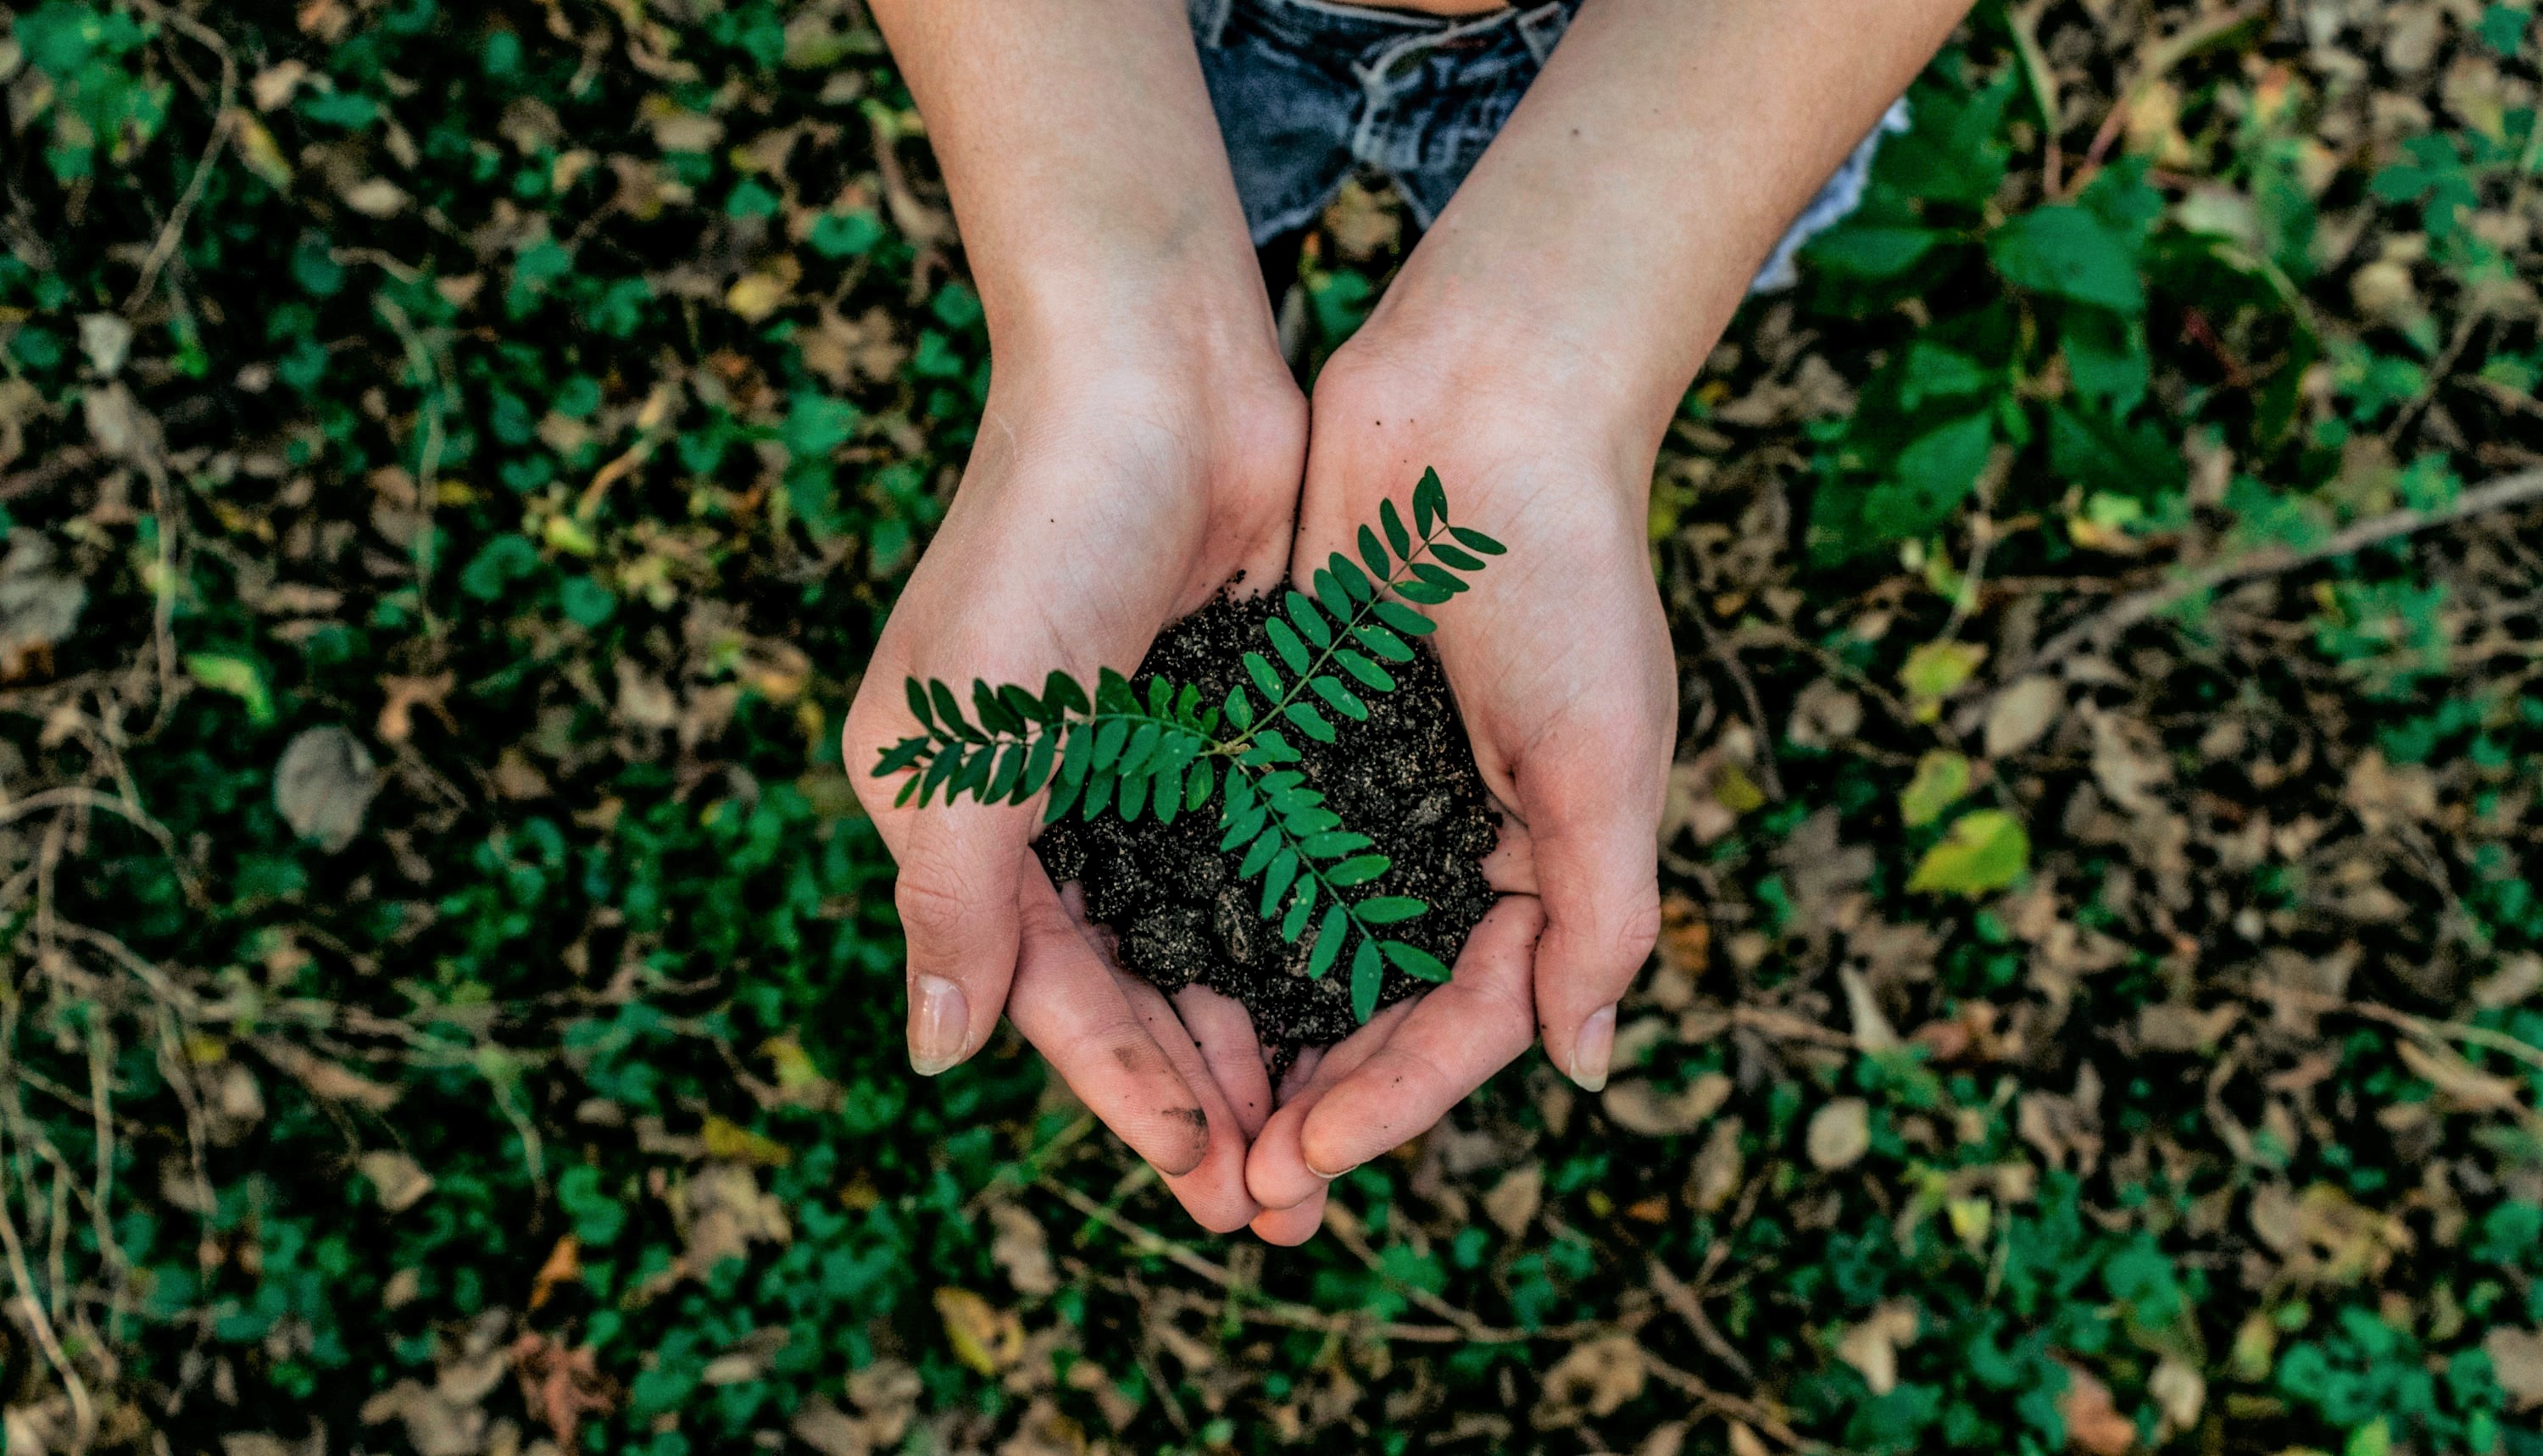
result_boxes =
[893,807,1032,1075]
[1528,792,1661,1094]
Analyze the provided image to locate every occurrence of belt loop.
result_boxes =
[1516,1,1570,63]
[1189,0,1233,49]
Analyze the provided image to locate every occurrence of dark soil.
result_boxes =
[1033,586,1499,1054]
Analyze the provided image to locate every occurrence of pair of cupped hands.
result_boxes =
[843,306,1676,1244]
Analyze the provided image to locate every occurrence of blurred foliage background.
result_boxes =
[2,1,2542,1453]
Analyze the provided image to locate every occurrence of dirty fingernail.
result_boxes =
[909,974,970,1075]
[1570,1003,1617,1093]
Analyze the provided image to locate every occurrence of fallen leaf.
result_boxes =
[274,725,380,853]
[1602,1072,1733,1136]
[0,536,91,679]
[1984,676,2064,758]
[1837,1302,1919,1395]
[1687,1118,1744,1213]
[1898,639,1986,720]
[1534,1335,1646,1424]
[528,1235,581,1311]
[359,1151,434,1212]
[1807,1098,1872,1169]
[1908,810,2031,896]
[935,1287,1023,1375]
[1900,750,1972,828]
[341,176,409,216]
[1484,1162,1544,1236]
[78,314,133,376]
[250,59,309,110]
[700,1114,793,1166]
[2057,1363,2134,1455]
[988,1203,1058,1298]
[2484,1327,2543,1409]
[2149,1358,2205,1434]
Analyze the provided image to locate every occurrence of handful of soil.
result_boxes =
[1033,586,1499,1053]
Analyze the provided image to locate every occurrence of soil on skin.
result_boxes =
[1033,585,1499,1054]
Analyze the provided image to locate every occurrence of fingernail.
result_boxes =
[1303,1153,1356,1181]
[1570,1003,1617,1093]
[909,975,970,1076]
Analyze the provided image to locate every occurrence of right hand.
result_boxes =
[843,331,1305,1231]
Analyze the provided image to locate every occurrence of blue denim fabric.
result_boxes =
[1188,0,1907,293]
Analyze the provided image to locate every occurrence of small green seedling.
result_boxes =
[871,470,1504,1022]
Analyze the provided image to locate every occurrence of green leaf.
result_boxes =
[1117,770,1149,823]
[1308,903,1349,979]
[1080,771,1114,819]
[1244,651,1284,701]
[1018,730,1058,799]
[1095,667,1137,713]
[1260,848,1300,916]
[1350,937,1383,1022]
[1152,760,1184,824]
[1371,601,1435,636]
[1225,685,1255,731]
[1326,853,1392,886]
[1147,676,1172,718]
[1299,831,1373,859]
[1358,525,1390,580]
[873,737,929,776]
[1907,809,2031,896]
[904,677,935,729]
[1987,204,2145,313]
[1283,701,1336,743]
[1355,896,1427,925]
[921,742,963,804]
[1044,762,1085,821]
[1380,941,1451,982]
[1284,590,1332,647]
[1333,649,1397,692]
[1093,719,1129,768]
[1223,770,1256,820]
[1804,225,1944,278]
[897,776,921,809]
[1253,729,1300,764]
[1447,525,1505,557]
[999,682,1045,727]
[1380,498,1412,560]
[1309,675,1368,720]
[973,679,1022,736]
[985,742,1025,801]
[1414,468,1448,532]
[1411,561,1465,594]
[1429,542,1485,572]
[1221,806,1266,852]
[1281,880,1315,941]
[1237,824,1281,875]
[1042,670,1090,716]
[1265,617,1310,675]
[1900,750,1971,828]
[1116,722,1163,779]
[1355,625,1416,662]
[1059,721,1095,786]
[1313,569,1351,620]
[929,681,978,741]
[1396,578,1452,606]
[1185,758,1213,810]
[1331,554,1377,602]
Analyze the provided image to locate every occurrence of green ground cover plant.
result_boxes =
[0,1,2538,1454]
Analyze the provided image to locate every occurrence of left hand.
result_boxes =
[1243,325,1676,1242]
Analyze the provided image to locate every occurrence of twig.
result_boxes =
[2383,306,2486,449]
[0,1036,98,1449]
[2008,0,2061,197]
[2067,2,2270,193]
[1649,1256,1755,1383]
[1633,1343,1815,1451]
[2022,466,2543,677]
[122,2,238,314]
[1691,610,1785,801]
[2257,985,2543,1078]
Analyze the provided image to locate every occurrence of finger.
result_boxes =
[1176,985,1274,1139]
[1295,895,1543,1181]
[1008,870,1216,1180]
[890,803,1036,1075]
[1527,792,1662,1094]
[1117,972,1262,1232]
[1249,1186,1327,1246]
[1244,994,1422,1214]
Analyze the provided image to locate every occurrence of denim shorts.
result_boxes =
[1188,0,1907,292]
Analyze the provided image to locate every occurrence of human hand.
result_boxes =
[1243,331,1673,1242]
[844,329,1304,1231]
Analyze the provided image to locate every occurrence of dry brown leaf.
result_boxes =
[1807,1098,1872,1169]
[275,725,379,853]
[936,1287,1025,1376]
[1603,1072,1732,1137]
[1837,1302,1919,1396]
[2057,1364,2134,1455]
[1687,1117,1744,1214]
[2485,1327,2543,1409]
[988,1203,1058,1298]
[359,1151,434,1212]
[1984,676,2064,759]
[1534,1335,1646,1425]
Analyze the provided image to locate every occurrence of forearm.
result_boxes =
[1365,0,1971,450]
[868,0,1273,364]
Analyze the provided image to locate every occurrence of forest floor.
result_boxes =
[2,1,2541,1454]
